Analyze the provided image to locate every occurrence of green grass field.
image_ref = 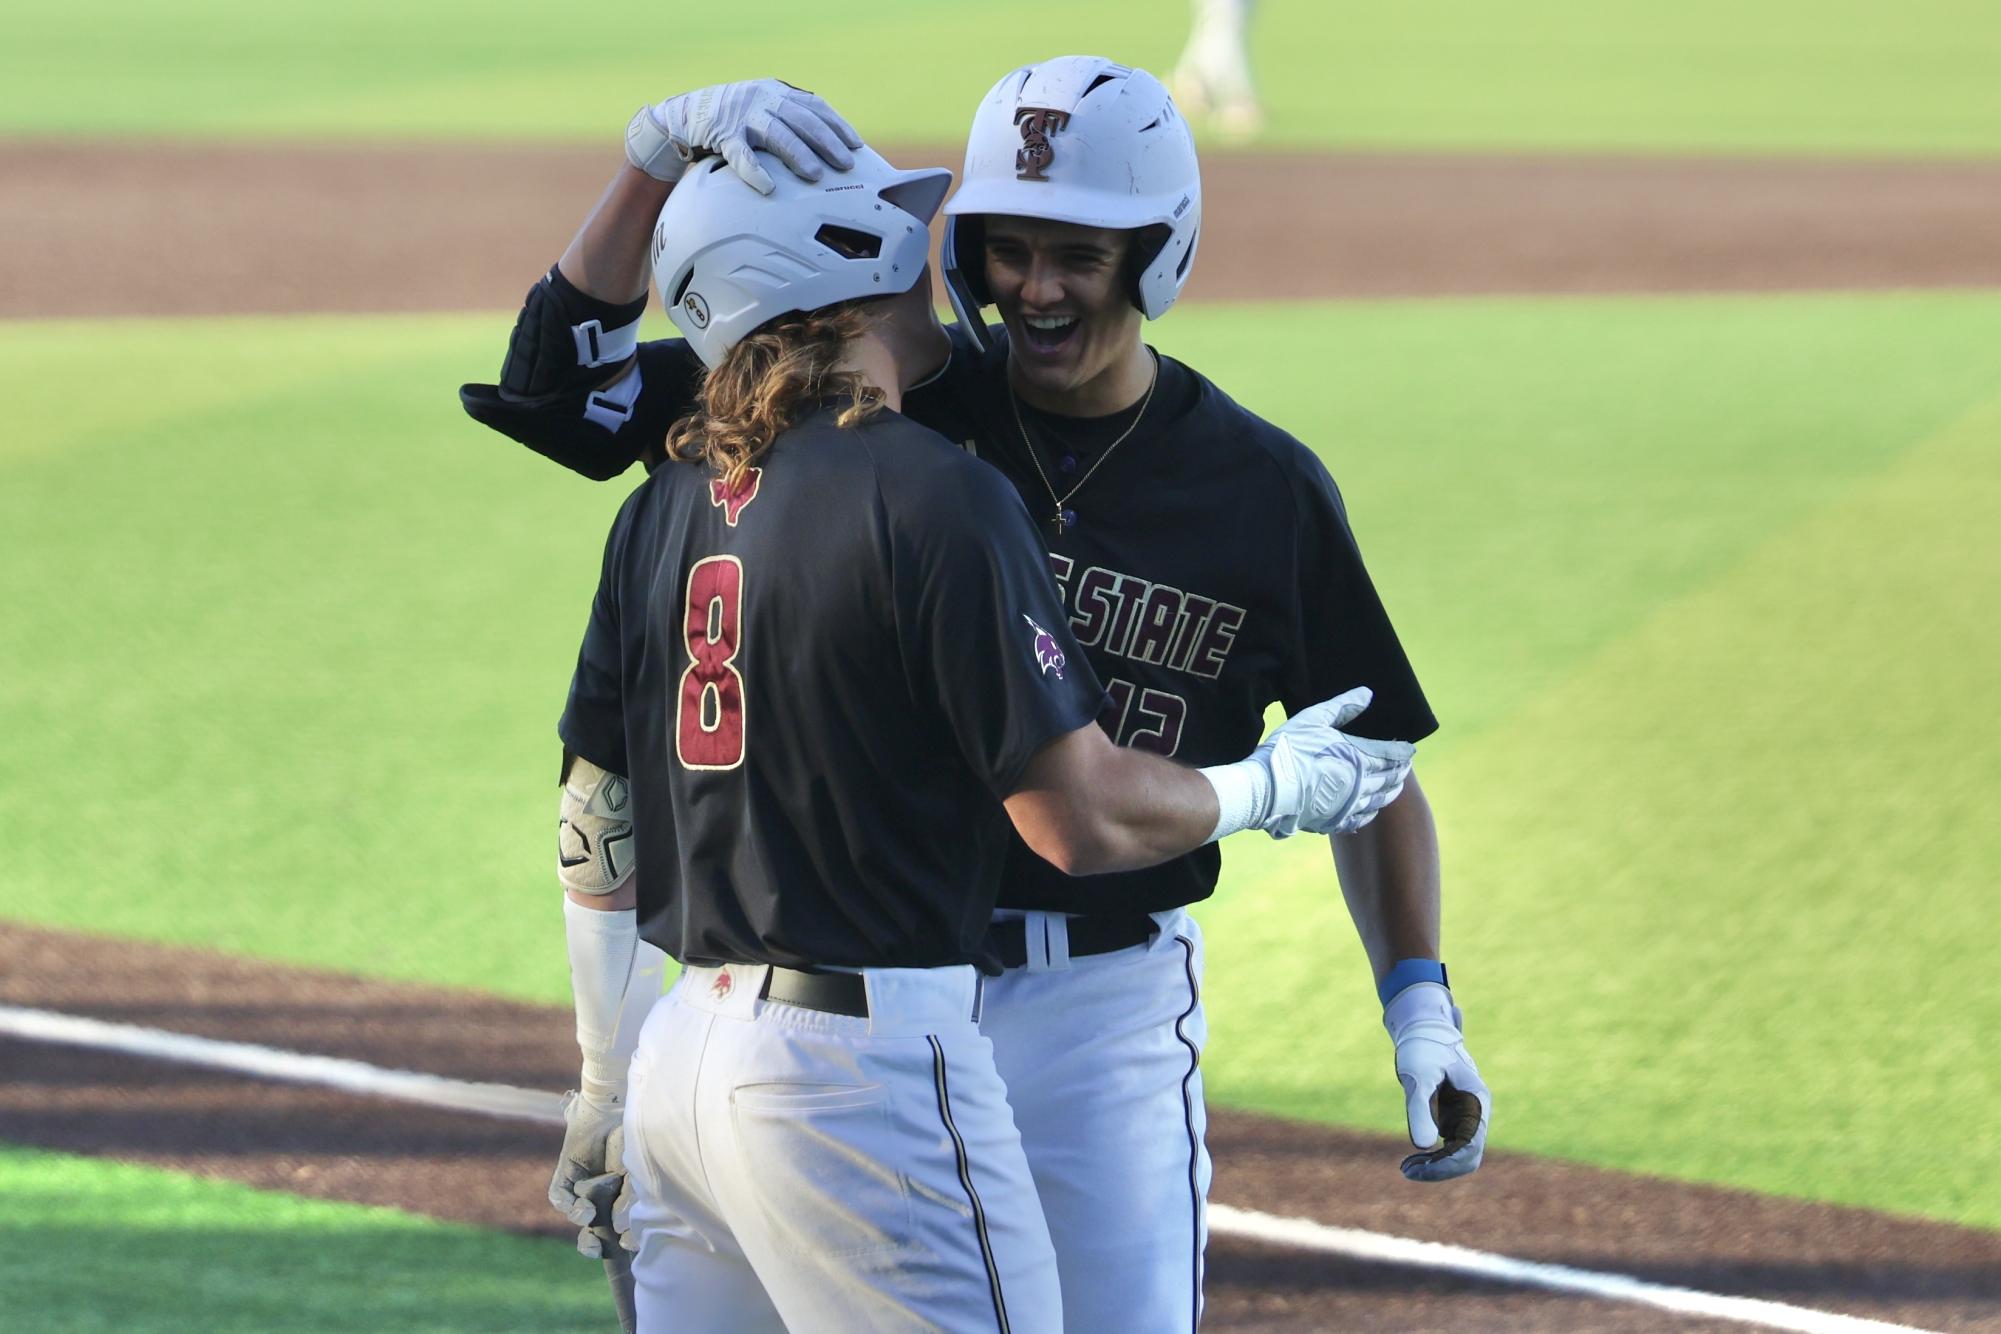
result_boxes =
[0,1147,608,1331]
[4,291,1998,1228]
[7,0,2001,155]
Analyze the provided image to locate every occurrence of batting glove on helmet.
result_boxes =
[1384,981,1491,1182]
[627,79,863,194]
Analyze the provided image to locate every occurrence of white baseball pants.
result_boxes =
[982,910,1211,1332]
[620,961,1061,1332]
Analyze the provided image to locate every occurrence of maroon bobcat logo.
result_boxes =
[709,467,762,526]
[1014,108,1070,181]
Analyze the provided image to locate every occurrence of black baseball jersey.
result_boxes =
[464,292,1435,918]
[558,403,1104,968]
[907,326,1437,912]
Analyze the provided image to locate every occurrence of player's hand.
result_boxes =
[571,1124,638,1257]
[1259,687,1415,838]
[626,80,864,193]
[551,1087,630,1256]
[1383,982,1490,1182]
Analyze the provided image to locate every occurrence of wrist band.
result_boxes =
[1377,957,1447,1006]
[626,104,692,183]
[1198,758,1272,843]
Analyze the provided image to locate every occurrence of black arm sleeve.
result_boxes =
[1281,449,1439,743]
[887,457,1106,799]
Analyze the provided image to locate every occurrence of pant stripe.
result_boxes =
[1173,934,1205,1332]
[929,1034,1010,1333]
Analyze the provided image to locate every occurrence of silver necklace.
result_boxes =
[1008,351,1160,536]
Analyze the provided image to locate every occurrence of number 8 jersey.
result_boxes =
[558,402,1106,971]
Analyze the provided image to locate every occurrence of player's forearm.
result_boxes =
[1062,747,1220,874]
[1331,771,1441,981]
[557,164,675,304]
[1006,729,1219,877]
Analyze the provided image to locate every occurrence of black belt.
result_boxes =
[986,913,1157,970]
[759,966,870,1018]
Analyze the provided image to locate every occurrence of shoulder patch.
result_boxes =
[1023,614,1067,680]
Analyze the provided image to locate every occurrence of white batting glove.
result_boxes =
[550,1087,633,1256]
[626,79,863,193]
[1264,687,1415,838]
[1384,982,1491,1182]
[1200,687,1415,841]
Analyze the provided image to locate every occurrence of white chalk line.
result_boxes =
[0,1003,1932,1334]
[1,1003,557,1123]
[1205,1206,1926,1333]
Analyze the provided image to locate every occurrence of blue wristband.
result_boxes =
[1378,958,1448,1006]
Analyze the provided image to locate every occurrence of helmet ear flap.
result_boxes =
[941,213,996,347]
[1125,223,1172,312]
[950,215,991,305]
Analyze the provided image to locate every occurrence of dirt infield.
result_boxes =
[6,141,2001,319]
[7,924,2001,1331]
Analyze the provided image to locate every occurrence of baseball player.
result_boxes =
[461,69,1483,1330]
[1171,0,1264,138]
[937,60,1487,1329]
[505,104,1418,1332]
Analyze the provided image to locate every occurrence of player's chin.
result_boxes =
[1009,332,1094,396]
[1011,355,1080,398]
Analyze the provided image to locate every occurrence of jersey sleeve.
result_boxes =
[1282,448,1439,743]
[886,449,1106,799]
[458,266,706,481]
[557,494,639,775]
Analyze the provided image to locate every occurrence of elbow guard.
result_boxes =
[458,266,657,480]
[501,265,648,404]
[460,369,650,480]
[559,758,636,898]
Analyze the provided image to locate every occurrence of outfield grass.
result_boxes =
[3,292,1998,1227]
[1161,296,2001,1228]
[6,0,2001,156]
[0,1146,611,1330]
[0,314,625,999]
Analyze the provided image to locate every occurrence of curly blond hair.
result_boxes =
[666,301,886,486]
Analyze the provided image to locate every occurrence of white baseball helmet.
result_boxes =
[652,146,953,369]
[942,56,1201,336]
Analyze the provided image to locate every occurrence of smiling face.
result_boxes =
[982,215,1154,415]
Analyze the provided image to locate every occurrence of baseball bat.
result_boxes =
[603,1248,638,1333]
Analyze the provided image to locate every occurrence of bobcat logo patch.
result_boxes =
[1024,614,1067,680]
